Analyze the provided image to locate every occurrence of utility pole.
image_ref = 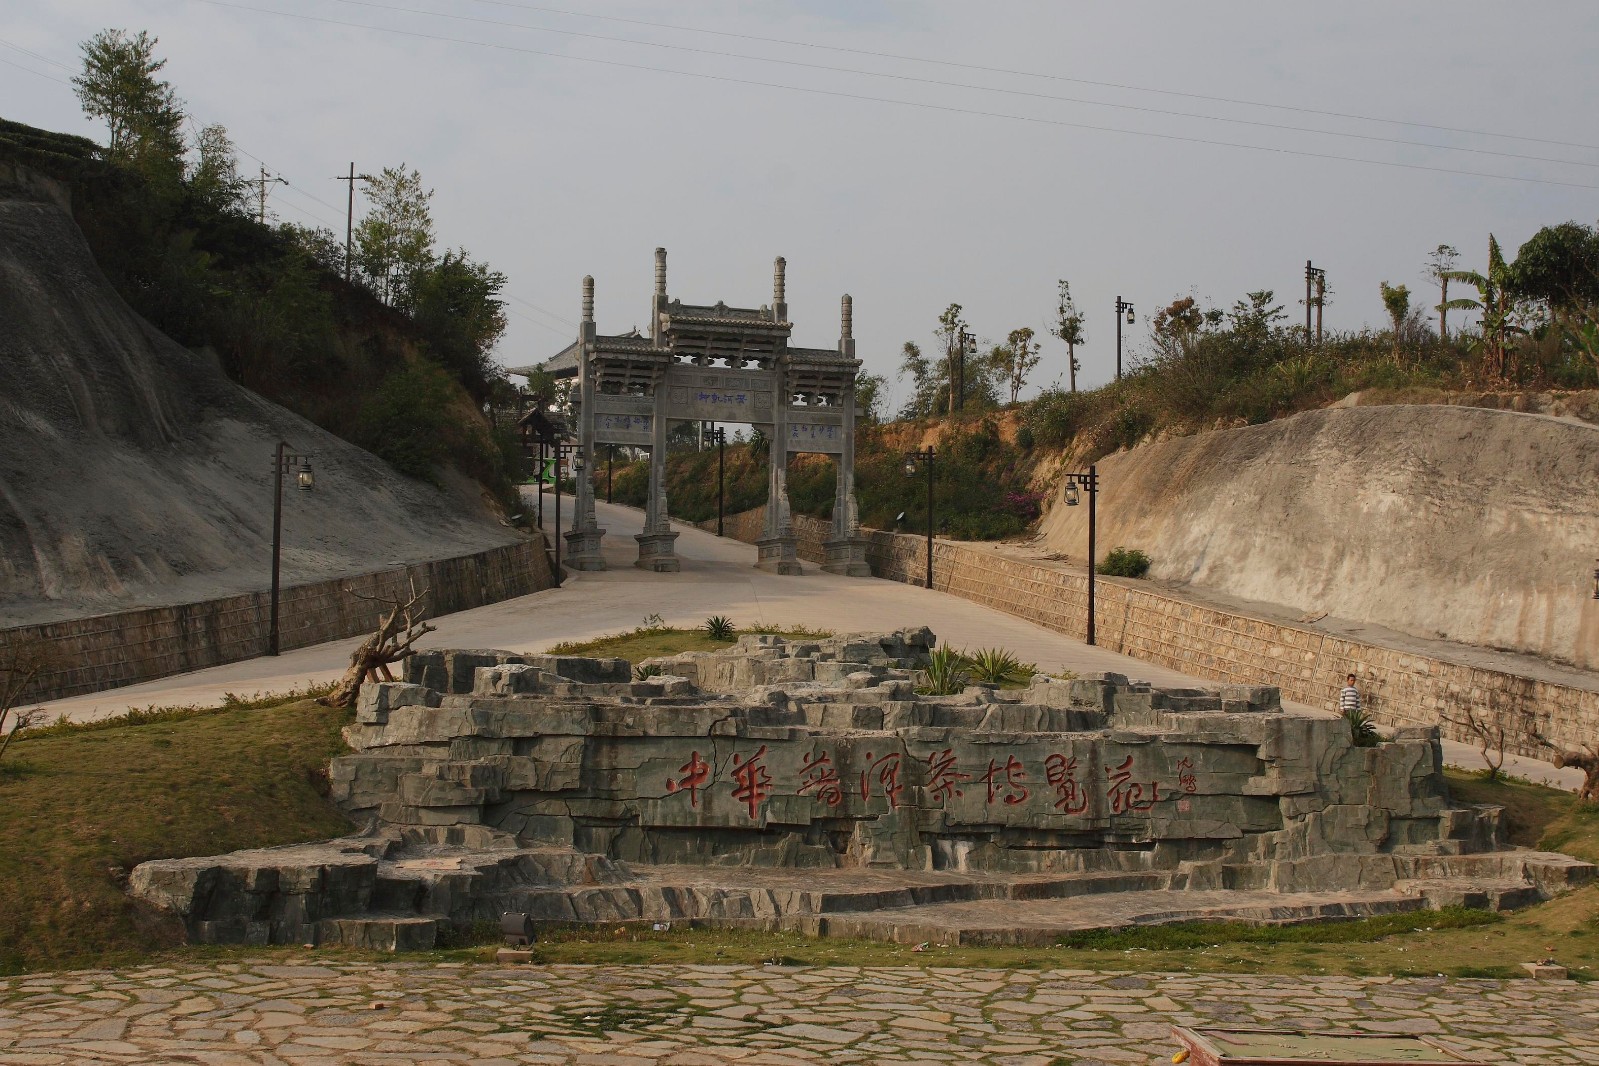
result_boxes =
[250,164,287,226]
[1305,261,1327,343]
[1114,298,1135,381]
[334,163,371,282]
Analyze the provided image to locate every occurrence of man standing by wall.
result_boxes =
[1339,673,1362,717]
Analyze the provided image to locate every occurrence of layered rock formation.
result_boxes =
[129,631,1594,949]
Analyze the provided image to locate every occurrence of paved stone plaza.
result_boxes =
[3,961,1596,1064]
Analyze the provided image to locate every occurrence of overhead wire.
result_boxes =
[460,0,1599,153]
[189,0,1599,191]
[325,0,1599,171]
[0,52,72,85]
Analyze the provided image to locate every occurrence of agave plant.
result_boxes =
[633,663,664,681]
[1343,705,1381,748]
[965,647,1024,686]
[919,646,969,696]
[703,615,736,641]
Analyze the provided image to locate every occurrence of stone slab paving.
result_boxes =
[3,961,1597,1065]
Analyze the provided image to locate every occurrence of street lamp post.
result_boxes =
[268,442,315,656]
[1061,465,1099,646]
[552,441,581,584]
[955,326,977,411]
[1114,298,1135,381]
[713,427,727,536]
[607,444,616,504]
[903,448,936,589]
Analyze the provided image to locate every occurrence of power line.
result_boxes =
[505,292,576,328]
[0,38,76,72]
[461,0,1599,154]
[505,305,572,339]
[0,53,71,86]
[328,0,1599,171]
[190,0,1599,191]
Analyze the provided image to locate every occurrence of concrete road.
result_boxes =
[28,500,1581,790]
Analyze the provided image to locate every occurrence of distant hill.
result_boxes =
[0,160,519,626]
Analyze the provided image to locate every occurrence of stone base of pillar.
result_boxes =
[563,526,608,571]
[821,536,871,577]
[634,530,680,572]
[755,533,802,575]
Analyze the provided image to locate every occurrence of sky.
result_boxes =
[4,2,1598,412]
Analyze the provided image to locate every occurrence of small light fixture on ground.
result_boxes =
[1061,464,1099,646]
[903,447,936,589]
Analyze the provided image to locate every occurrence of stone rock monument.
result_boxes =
[129,631,1593,951]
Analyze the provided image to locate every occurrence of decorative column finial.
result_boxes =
[773,256,786,306]
[841,293,853,340]
[582,275,594,322]
[654,247,667,296]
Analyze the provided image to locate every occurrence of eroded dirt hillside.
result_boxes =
[0,164,518,626]
[1039,403,1599,670]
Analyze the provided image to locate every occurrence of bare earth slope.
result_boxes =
[1039,403,1599,671]
[0,163,518,626]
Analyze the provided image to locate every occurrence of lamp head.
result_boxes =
[1064,481,1080,507]
[903,456,920,478]
[1125,305,1136,325]
[297,459,315,490]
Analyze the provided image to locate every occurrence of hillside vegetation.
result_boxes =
[0,29,523,507]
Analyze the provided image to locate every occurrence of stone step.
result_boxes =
[317,914,439,951]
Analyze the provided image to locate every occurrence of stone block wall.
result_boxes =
[5,538,554,703]
[701,505,1598,760]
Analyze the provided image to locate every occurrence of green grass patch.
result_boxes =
[0,698,354,975]
[545,625,835,664]
[1054,908,1499,950]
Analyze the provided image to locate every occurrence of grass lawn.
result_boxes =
[1,674,1594,977]
[545,624,833,665]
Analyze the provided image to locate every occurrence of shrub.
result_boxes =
[1344,705,1381,747]
[1097,547,1151,578]
[919,646,968,696]
[965,647,1025,686]
[633,663,664,681]
[703,615,736,641]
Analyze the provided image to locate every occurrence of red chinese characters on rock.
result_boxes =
[1175,756,1198,794]
[664,751,711,808]
[731,745,773,820]
[797,750,844,808]
[1043,753,1090,814]
[980,755,1030,805]
[1104,754,1161,814]
[925,748,971,803]
[859,751,905,809]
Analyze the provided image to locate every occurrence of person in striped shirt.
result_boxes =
[1338,674,1361,715]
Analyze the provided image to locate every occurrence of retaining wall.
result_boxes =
[4,537,553,704]
[699,507,1597,759]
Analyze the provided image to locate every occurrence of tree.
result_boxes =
[1424,244,1472,342]
[897,340,936,420]
[1050,280,1086,392]
[1152,296,1205,345]
[1379,281,1411,350]
[936,304,969,416]
[993,327,1042,404]
[1509,222,1599,371]
[187,122,243,214]
[72,28,186,187]
[412,249,508,402]
[853,370,886,424]
[1445,235,1520,378]
[354,164,436,308]
[1227,290,1286,339]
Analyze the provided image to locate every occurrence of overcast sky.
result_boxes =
[5,2,1597,409]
